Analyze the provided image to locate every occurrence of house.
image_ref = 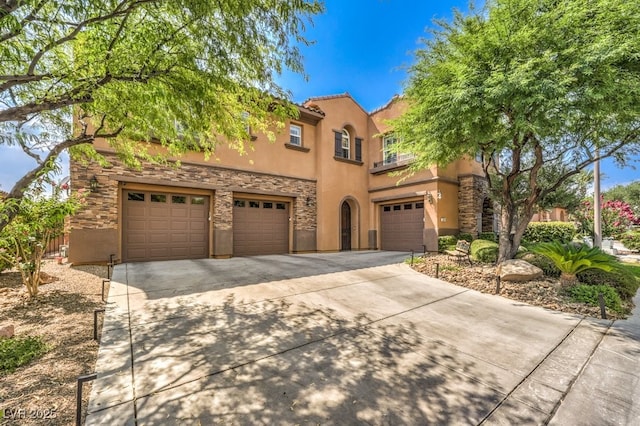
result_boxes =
[531,207,569,222]
[68,93,493,264]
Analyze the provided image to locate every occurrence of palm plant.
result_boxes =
[532,242,632,287]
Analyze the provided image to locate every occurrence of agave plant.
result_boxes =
[532,242,630,287]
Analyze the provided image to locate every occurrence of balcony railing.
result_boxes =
[372,153,416,169]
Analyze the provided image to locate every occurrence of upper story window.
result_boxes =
[341,129,350,158]
[475,151,483,163]
[290,124,302,146]
[383,134,398,165]
[334,128,362,164]
[241,111,250,135]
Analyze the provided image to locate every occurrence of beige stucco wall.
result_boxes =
[308,95,372,251]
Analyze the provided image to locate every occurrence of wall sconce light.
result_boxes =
[437,190,442,200]
[89,175,99,193]
[426,193,434,204]
[306,196,313,207]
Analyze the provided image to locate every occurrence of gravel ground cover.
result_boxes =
[0,261,108,425]
[411,253,634,321]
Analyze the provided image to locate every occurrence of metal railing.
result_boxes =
[372,153,415,169]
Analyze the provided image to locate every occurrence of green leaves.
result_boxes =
[532,241,630,277]
[394,0,640,261]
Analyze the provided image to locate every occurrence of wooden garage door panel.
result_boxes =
[233,199,289,256]
[123,191,209,262]
[380,202,425,252]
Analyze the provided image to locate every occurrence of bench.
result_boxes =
[445,240,472,265]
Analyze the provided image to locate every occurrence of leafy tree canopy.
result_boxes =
[392,0,640,261]
[0,0,322,230]
[604,181,640,215]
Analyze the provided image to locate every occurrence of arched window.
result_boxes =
[341,128,350,158]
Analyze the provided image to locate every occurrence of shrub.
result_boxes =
[470,239,498,263]
[532,242,634,287]
[620,231,640,252]
[522,221,576,244]
[438,235,457,253]
[457,233,474,242]
[577,268,640,301]
[568,284,623,313]
[0,336,48,374]
[478,232,497,242]
[516,252,561,277]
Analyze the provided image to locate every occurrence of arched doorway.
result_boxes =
[341,201,351,250]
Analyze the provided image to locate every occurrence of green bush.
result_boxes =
[0,336,48,374]
[522,221,576,244]
[532,241,631,286]
[620,231,640,251]
[470,239,498,263]
[438,235,457,253]
[516,252,561,277]
[457,232,474,242]
[577,269,640,301]
[478,232,497,242]
[568,284,623,313]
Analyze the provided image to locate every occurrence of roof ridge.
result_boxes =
[369,94,402,115]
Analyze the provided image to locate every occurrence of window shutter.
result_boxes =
[334,131,342,157]
[355,138,362,162]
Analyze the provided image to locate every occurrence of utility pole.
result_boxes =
[593,151,602,248]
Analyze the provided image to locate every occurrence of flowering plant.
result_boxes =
[573,197,640,239]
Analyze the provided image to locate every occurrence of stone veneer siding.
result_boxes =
[70,152,317,262]
[457,175,488,236]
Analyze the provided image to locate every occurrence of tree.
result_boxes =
[604,181,640,217]
[574,197,640,239]
[0,187,85,297]
[392,0,640,263]
[0,0,323,232]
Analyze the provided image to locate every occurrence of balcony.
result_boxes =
[370,153,415,174]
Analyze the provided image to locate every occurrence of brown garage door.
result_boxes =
[233,199,289,256]
[123,190,209,262]
[380,201,425,252]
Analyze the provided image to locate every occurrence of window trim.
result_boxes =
[289,123,302,146]
[341,128,350,158]
[383,134,398,165]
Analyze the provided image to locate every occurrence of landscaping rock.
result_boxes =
[497,259,543,282]
[0,323,15,339]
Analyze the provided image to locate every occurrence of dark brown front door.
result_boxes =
[341,201,351,251]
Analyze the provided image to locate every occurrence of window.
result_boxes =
[150,194,166,203]
[191,197,205,205]
[383,135,398,165]
[171,195,186,204]
[341,129,350,158]
[128,192,144,201]
[234,200,245,208]
[393,205,401,211]
[276,203,286,210]
[263,202,273,209]
[404,204,413,210]
[289,124,302,146]
[249,201,260,208]
[475,151,483,163]
[383,206,391,212]
[241,111,250,135]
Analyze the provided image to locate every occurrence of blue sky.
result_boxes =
[0,0,637,192]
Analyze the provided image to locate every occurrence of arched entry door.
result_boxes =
[341,201,351,251]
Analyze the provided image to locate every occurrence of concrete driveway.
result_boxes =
[86,251,640,425]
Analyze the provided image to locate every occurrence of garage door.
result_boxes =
[380,201,425,252]
[233,199,289,256]
[123,190,209,262]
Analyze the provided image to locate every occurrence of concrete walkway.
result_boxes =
[86,251,640,425]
